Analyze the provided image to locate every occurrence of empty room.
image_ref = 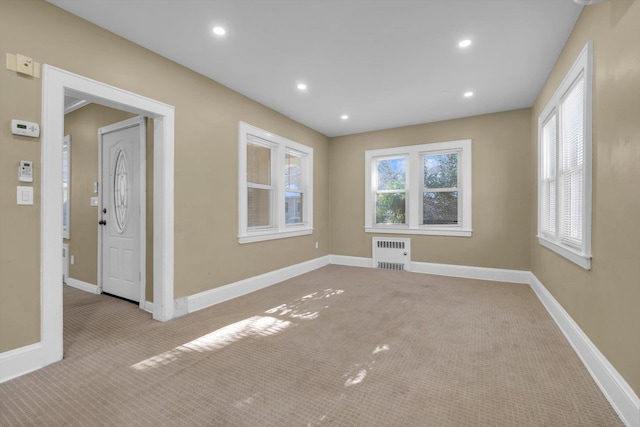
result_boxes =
[0,0,638,425]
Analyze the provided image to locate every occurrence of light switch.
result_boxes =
[17,186,33,205]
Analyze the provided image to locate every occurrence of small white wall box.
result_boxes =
[11,119,40,138]
[19,160,33,182]
[17,186,33,205]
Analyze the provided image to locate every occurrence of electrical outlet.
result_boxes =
[16,54,33,76]
[315,242,319,249]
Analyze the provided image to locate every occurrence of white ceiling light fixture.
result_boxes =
[341,114,349,120]
[458,39,472,48]
[297,83,307,91]
[572,0,606,4]
[212,26,226,36]
[464,91,474,98]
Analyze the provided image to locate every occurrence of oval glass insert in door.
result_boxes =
[113,148,129,233]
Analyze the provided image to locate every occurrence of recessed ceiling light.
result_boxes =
[464,91,474,98]
[458,39,472,48]
[341,114,349,120]
[297,83,307,91]
[213,27,226,36]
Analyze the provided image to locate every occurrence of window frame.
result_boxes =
[238,122,313,244]
[365,139,472,237]
[62,134,71,240]
[373,154,409,227]
[537,42,593,270]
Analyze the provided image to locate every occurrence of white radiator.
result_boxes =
[372,237,411,271]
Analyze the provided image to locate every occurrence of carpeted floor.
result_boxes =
[0,265,622,426]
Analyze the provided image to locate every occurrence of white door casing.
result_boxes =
[40,65,175,369]
[99,118,144,302]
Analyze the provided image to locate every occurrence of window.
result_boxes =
[537,42,592,270]
[62,134,71,240]
[365,139,472,236]
[239,122,313,243]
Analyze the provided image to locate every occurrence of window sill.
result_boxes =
[239,227,313,244]
[537,236,591,270]
[365,226,472,237]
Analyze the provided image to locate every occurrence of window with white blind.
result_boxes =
[537,42,592,269]
[62,135,71,240]
[238,122,313,243]
[365,139,472,236]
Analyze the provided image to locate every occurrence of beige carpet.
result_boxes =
[0,265,621,426]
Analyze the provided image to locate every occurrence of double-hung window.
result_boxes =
[374,156,407,224]
[239,122,313,243]
[537,42,592,269]
[365,139,472,236]
[423,151,460,225]
[62,134,71,240]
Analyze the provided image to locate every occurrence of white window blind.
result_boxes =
[537,42,592,270]
[246,138,273,229]
[541,115,557,235]
[560,76,585,247]
[239,122,314,244]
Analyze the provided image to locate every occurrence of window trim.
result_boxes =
[238,122,313,244]
[537,41,593,270]
[365,139,472,237]
[62,134,71,240]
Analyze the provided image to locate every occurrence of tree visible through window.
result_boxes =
[365,139,472,237]
[423,153,458,225]
[375,158,406,224]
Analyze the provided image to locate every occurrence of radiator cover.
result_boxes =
[372,237,411,271]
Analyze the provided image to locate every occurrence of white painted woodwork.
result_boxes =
[100,121,141,302]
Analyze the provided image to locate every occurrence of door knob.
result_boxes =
[98,219,107,225]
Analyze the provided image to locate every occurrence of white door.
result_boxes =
[99,118,143,302]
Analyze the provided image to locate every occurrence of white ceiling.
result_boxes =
[47,0,583,137]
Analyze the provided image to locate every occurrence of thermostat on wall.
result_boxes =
[11,119,40,138]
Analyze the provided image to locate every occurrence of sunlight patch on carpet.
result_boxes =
[131,289,344,371]
[131,316,292,370]
[264,288,343,320]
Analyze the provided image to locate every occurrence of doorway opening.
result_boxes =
[41,65,175,367]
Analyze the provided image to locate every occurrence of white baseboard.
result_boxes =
[411,261,530,284]
[0,343,43,384]
[186,255,331,314]
[143,301,154,314]
[174,297,188,318]
[529,273,640,427]
[330,255,530,284]
[4,255,638,427]
[65,277,99,294]
[330,255,374,268]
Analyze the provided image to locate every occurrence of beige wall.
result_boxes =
[63,104,136,285]
[0,0,330,353]
[1,0,637,399]
[530,0,640,395]
[330,109,532,270]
